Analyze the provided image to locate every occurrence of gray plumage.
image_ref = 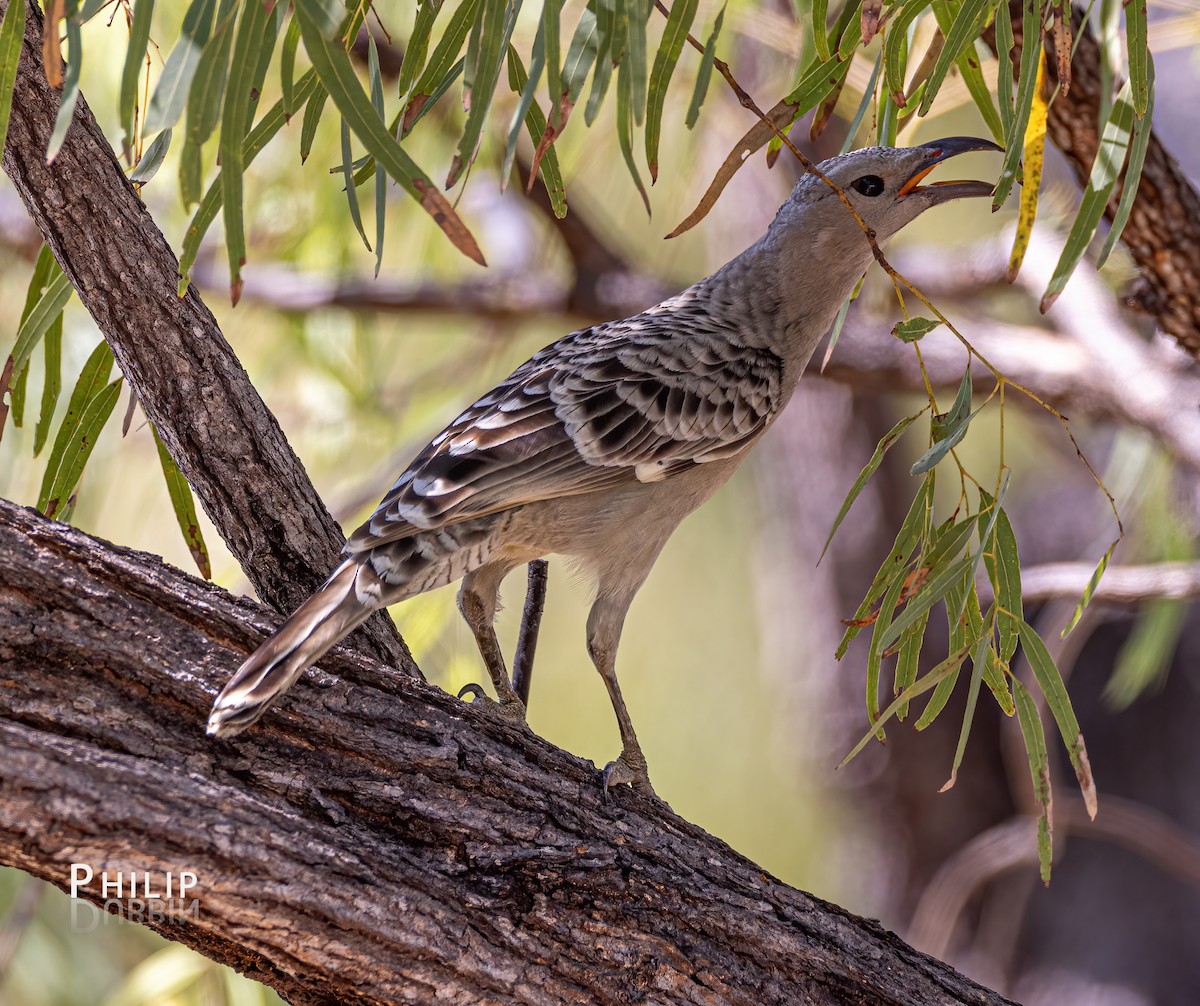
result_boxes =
[207,138,1000,794]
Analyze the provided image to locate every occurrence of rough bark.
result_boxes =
[0,496,1014,1006]
[1001,2,1200,354]
[0,0,412,672]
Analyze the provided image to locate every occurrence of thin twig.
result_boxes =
[511,559,549,707]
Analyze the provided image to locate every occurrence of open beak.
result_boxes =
[898,136,1002,202]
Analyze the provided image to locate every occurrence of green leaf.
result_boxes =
[34,315,63,456]
[1041,78,1135,311]
[46,13,84,162]
[984,506,1022,662]
[398,0,444,101]
[0,0,21,166]
[179,1,238,205]
[923,514,977,572]
[840,642,972,768]
[297,0,345,38]
[956,41,1005,146]
[883,0,929,106]
[644,0,698,182]
[447,0,520,188]
[837,472,933,659]
[913,645,967,729]
[505,45,567,216]
[300,82,329,160]
[993,0,1015,137]
[584,0,615,126]
[130,126,172,183]
[821,409,924,562]
[280,14,302,119]
[893,608,928,720]
[542,0,562,119]
[369,35,387,279]
[296,2,486,266]
[993,0,1043,209]
[919,0,990,115]
[118,0,153,158]
[561,2,600,105]
[878,555,973,652]
[403,57,464,137]
[840,50,882,153]
[1096,57,1154,268]
[153,425,211,578]
[1012,676,1053,883]
[179,70,323,292]
[340,117,371,251]
[1126,0,1149,116]
[892,316,941,342]
[407,0,482,119]
[959,472,1010,624]
[1060,539,1116,638]
[910,366,973,475]
[144,0,217,135]
[812,0,829,61]
[866,566,911,735]
[219,0,277,305]
[1016,618,1097,820]
[685,1,725,129]
[616,45,650,214]
[38,340,118,518]
[943,628,994,789]
[625,0,650,124]
[9,260,73,383]
[505,22,547,172]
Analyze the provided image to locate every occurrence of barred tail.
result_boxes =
[207,559,379,737]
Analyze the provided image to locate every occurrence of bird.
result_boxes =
[207,137,1001,796]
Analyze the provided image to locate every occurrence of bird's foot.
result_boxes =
[457,682,528,724]
[601,748,655,802]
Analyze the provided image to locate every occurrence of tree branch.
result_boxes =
[0,495,1014,1006]
[0,0,412,672]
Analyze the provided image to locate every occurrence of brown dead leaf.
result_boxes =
[414,177,487,267]
[1052,3,1072,96]
[860,0,883,47]
[43,0,64,88]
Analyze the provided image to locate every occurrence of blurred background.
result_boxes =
[3,1,1200,1003]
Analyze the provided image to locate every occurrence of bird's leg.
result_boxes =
[587,596,655,799]
[511,559,549,707]
[457,566,526,721]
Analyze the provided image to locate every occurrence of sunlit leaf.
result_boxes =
[645,0,698,181]
[447,0,516,188]
[1012,677,1053,884]
[1016,617,1097,820]
[179,1,237,205]
[882,0,929,106]
[994,0,1015,137]
[297,0,344,38]
[821,408,924,562]
[0,2,20,158]
[33,315,62,456]
[685,3,724,130]
[561,2,600,103]
[811,0,829,60]
[153,425,211,578]
[280,14,302,119]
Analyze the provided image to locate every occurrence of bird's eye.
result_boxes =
[851,175,886,197]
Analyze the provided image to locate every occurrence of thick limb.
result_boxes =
[457,563,525,718]
[587,592,654,798]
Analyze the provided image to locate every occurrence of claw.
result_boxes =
[601,749,656,802]
[456,682,527,724]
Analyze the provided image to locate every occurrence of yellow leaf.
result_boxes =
[1007,52,1048,282]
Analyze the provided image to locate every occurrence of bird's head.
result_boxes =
[768,136,1002,264]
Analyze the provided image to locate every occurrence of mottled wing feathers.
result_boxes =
[346,317,783,554]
